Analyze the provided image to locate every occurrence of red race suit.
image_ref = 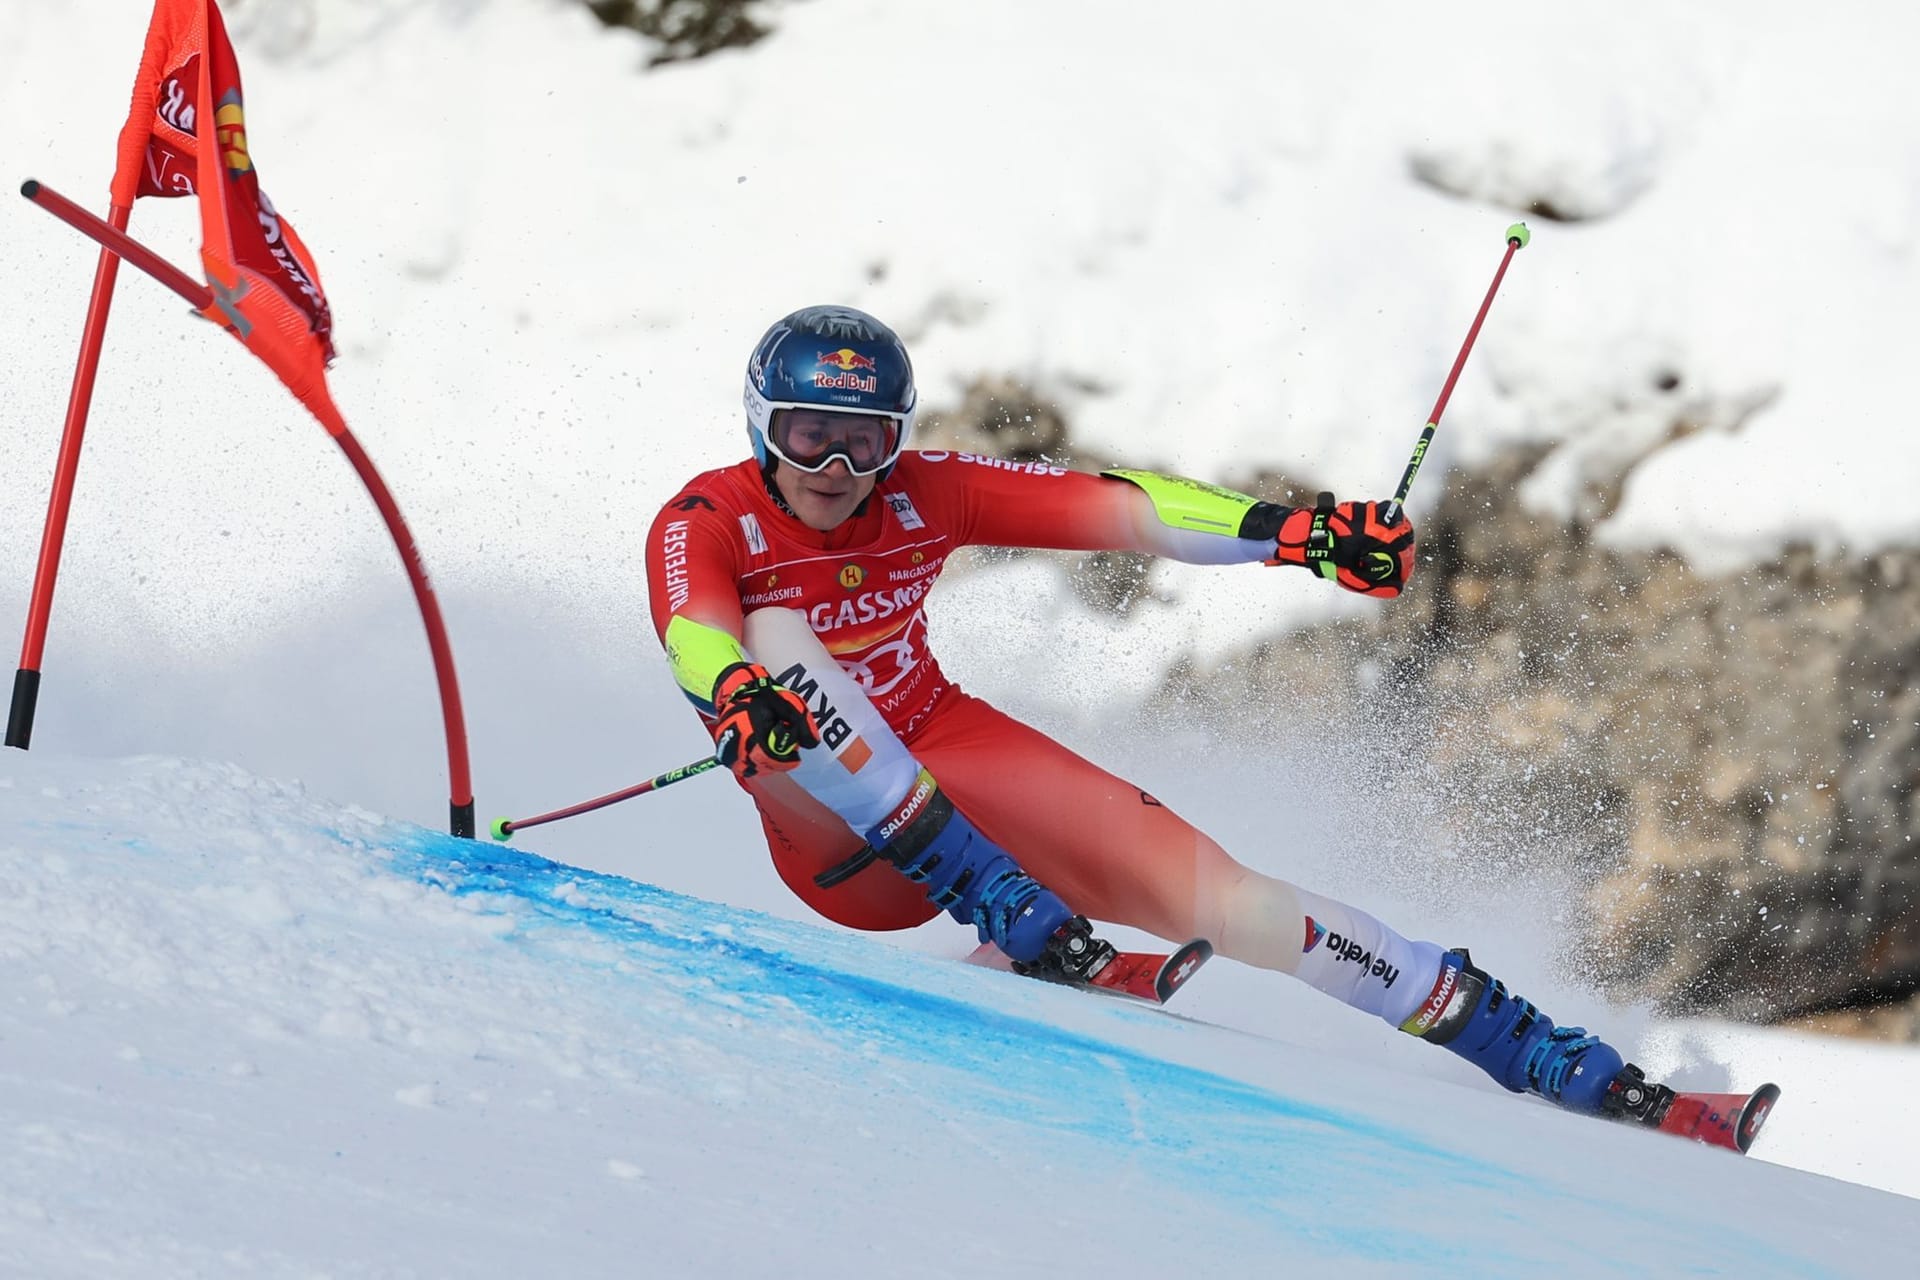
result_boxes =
[645,452,1279,939]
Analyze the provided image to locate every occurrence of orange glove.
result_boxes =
[709,663,820,779]
[1270,493,1416,598]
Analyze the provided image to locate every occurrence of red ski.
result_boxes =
[1605,1067,1782,1154]
[1653,1083,1782,1153]
[967,937,1213,1006]
[1076,938,1214,1004]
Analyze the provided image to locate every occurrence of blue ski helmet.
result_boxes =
[743,305,917,479]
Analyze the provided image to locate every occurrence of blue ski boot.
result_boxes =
[1401,949,1628,1113]
[866,770,1076,963]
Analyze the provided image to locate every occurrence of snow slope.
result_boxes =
[3,752,1917,1279]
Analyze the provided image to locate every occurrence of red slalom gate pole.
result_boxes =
[15,179,478,838]
[330,427,477,839]
[19,181,206,303]
[1380,222,1531,527]
[7,192,135,750]
[490,757,723,842]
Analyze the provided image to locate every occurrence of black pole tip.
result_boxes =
[21,179,40,199]
[7,668,42,750]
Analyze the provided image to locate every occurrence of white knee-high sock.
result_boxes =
[1207,872,1444,1028]
[1289,887,1445,1027]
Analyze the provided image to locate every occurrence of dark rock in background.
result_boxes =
[583,0,775,66]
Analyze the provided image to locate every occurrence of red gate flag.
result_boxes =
[108,0,345,435]
[14,0,475,833]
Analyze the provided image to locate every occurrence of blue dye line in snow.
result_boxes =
[377,827,1824,1277]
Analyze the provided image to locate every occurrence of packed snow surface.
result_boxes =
[3,753,1918,1278]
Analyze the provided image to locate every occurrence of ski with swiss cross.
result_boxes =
[1061,938,1214,1003]
[968,921,1213,1006]
[1604,1066,1782,1154]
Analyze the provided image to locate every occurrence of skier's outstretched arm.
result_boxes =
[931,458,1416,597]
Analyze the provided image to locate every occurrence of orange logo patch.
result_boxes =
[838,564,865,590]
[215,95,252,176]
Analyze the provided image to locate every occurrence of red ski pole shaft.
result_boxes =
[490,756,721,841]
[1381,223,1530,526]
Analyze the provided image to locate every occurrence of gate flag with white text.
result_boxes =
[109,0,344,432]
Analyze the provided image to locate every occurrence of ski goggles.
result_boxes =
[763,406,905,476]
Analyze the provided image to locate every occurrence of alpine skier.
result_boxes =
[644,304,1657,1122]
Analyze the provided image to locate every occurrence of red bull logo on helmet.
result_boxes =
[814,371,878,393]
[814,348,878,393]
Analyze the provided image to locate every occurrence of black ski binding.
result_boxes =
[1012,915,1117,985]
[1600,1063,1677,1128]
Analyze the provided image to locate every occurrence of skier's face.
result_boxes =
[771,456,876,531]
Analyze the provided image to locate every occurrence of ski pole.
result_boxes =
[490,756,721,841]
[1380,222,1530,526]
